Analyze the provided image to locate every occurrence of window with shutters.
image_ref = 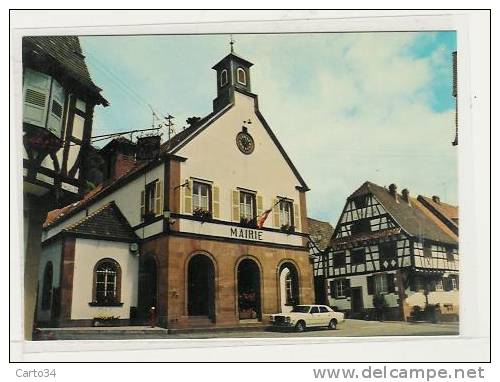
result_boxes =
[240,191,255,221]
[374,274,388,294]
[192,181,211,212]
[141,180,162,221]
[279,200,293,227]
[23,68,66,138]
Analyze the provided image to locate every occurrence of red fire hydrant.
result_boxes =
[149,306,157,328]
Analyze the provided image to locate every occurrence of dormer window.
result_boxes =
[237,68,246,85]
[220,69,228,87]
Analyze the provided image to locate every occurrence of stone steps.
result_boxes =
[34,326,169,341]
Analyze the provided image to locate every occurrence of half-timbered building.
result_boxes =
[323,181,459,321]
[22,36,107,338]
[36,50,314,329]
[307,218,334,305]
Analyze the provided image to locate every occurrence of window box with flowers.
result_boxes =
[240,216,257,228]
[193,207,212,222]
[280,224,295,234]
[92,315,121,327]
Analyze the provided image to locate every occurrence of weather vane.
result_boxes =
[230,35,235,53]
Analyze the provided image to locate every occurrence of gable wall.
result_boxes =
[176,92,304,230]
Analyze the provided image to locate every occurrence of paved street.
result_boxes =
[167,319,459,339]
[37,319,459,340]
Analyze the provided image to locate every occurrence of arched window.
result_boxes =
[41,262,53,310]
[237,68,246,85]
[220,69,228,87]
[92,259,121,306]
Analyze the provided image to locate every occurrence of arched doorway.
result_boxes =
[279,262,300,312]
[138,256,158,321]
[237,258,261,320]
[187,254,215,320]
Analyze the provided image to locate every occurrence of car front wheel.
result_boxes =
[328,319,337,330]
[295,321,306,333]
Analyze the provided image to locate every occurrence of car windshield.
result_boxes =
[291,305,311,313]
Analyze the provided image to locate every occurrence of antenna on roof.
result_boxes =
[165,114,175,144]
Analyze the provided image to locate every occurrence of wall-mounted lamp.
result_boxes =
[174,179,190,191]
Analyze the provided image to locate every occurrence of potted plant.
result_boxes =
[280,224,295,234]
[240,217,257,228]
[92,315,120,327]
[193,207,212,222]
[143,210,156,222]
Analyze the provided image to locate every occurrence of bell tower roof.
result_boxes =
[211,52,254,71]
[211,44,254,112]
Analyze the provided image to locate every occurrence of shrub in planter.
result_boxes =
[92,315,120,327]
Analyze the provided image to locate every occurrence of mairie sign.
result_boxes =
[230,227,263,241]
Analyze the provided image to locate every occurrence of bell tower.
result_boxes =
[212,38,254,112]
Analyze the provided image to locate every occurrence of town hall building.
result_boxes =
[36,49,314,329]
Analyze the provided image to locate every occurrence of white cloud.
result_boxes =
[245,33,457,223]
[84,33,457,225]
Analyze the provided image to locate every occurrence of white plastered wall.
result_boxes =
[43,163,165,241]
[70,238,138,320]
[327,272,399,311]
[176,91,304,230]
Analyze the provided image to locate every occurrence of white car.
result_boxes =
[269,305,345,332]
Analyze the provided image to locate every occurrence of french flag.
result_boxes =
[257,208,272,229]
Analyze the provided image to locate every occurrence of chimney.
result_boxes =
[388,183,399,203]
[401,188,411,206]
[100,137,137,181]
[432,195,441,204]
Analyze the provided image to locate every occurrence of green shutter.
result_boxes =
[212,185,220,219]
[232,190,240,222]
[367,275,374,295]
[294,203,301,231]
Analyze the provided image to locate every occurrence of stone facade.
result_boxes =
[141,234,314,328]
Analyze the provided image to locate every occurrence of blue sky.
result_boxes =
[81,32,457,225]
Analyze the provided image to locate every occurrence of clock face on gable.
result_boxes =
[236,131,255,155]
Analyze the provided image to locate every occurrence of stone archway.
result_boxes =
[187,254,215,321]
[278,262,300,313]
[237,258,262,320]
